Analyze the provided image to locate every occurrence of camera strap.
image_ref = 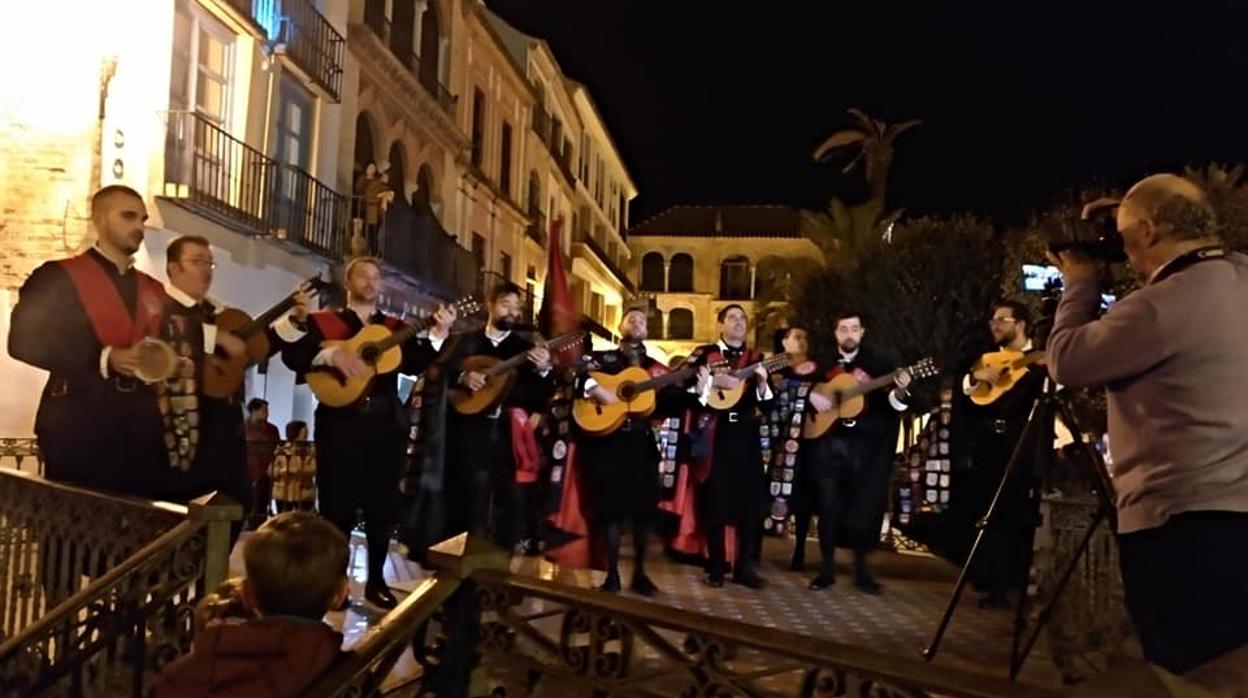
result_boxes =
[1149,246,1227,286]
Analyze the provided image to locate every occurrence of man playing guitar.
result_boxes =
[960,300,1046,609]
[282,257,454,609]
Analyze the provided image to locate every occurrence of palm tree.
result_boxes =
[813,108,921,207]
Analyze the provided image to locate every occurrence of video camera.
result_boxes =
[1044,201,1127,263]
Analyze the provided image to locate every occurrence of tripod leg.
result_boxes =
[922,391,1048,663]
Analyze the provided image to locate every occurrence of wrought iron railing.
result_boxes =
[271,163,350,260]
[163,111,275,235]
[275,0,345,101]
[532,106,552,147]
[304,534,1059,697]
[418,66,456,115]
[373,199,481,300]
[0,470,239,696]
[574,227,635,294]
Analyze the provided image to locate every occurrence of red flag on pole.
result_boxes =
[537,216,582,364]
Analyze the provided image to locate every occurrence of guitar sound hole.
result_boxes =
[618,383,636,400]
[360,344,379,364]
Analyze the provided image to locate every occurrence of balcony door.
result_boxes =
[274,77,316,242]
[167,3,237,208]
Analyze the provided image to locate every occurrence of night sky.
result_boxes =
[486,1,1248,227]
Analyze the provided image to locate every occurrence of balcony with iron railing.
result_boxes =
[372,199,481,300]
[274,0,346,101]
[163,111,351,262]
[530,107,577,189]
[361,0,456,116]
[573,225,635,294]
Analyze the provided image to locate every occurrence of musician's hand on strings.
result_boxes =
[460,370,487,392]
[216,331,247,359]
[894,370,913,391]
[589,384,619,406]
[430,304,456,340]
[290,291,312,322]
[808,391,834,414]
[695,365,710,394]
[712,373,742,390]
[972,365,1008,384]
[331,348,371,379]
[753,364,769,383]
[527,346,551,372]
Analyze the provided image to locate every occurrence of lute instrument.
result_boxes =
[448,330,585,415]
[203,276,333,399]
[306,296,481,408]
[802,357,940,439]
[705,352,793,411]
[967,349,1046,406]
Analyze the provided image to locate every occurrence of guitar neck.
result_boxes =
[1013,350,1045,369]
[374,317,430,353]
[633,365,695,392]
[482,331,581,377]
[732,353,789,379]
[238,296,298,339]
[840,370,902,400]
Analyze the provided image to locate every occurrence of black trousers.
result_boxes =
[444,415,522,548]
[315,411,406,584]
[1117,510,1248,674]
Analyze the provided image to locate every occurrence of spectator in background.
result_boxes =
[152,512,350,698]
[244,399,279,530]
[271,421,317,514]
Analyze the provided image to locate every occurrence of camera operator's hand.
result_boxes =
[1080,197,1120,221]
[1046,248,1098,285]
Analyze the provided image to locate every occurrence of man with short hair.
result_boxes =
[959,301,1046,608]
[9,185,169,498]
[245,398,281,527]
[1048,173,1248,673]
[283,257,454,609]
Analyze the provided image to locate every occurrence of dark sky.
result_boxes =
[486,1,1248,227]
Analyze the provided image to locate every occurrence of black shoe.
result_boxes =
[809,572,836,590]
[630,574,660,597]
[597,573,622,593]
[734,571,768,590]
[789,554,806,572]
[364,582,398,610]
[704,573,725,588]
[854,577,883,595]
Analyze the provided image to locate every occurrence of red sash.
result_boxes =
[510,408,543,483]
[310,311,402,340]
[59,254,165,347]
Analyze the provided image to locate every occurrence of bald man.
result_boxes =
[1047,173,1248,673]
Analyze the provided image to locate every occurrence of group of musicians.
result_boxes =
[9,183,1039,609]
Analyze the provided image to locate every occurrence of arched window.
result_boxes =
[719,256,752,300]
[640,252,665,292]
[668,308,694,340]
[669,253,693,292]
[647,305,664,339]
[419,0,442,93]
[414,163,434,214]
[391,0,415,64]
[386,142,406,204]
[353,112,376,177]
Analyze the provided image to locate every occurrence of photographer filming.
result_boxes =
[1046,173,1248,674]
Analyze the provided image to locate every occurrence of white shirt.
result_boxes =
[693,340,774,406]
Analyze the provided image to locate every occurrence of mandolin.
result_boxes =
[203,276,334,399]
[449,330,586,415]
[802,357,940,440]
[967,349,1046,406]
[704,352,793,411]
[572,360,726,435]
[306,296,481,408]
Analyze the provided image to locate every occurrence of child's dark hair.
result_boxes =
[242,512,348,619]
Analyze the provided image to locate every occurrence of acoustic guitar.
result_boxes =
[704,352,793,411]
[802,357,940,440]
[571,360,726,435]
[449,330,586,415]
[203,276,333,399]
[967,349,1046,406]
[306,296,482,408]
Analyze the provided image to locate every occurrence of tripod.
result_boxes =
[921,372,1118,679]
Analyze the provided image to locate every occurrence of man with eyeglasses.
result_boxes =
[959,300,1046,609]
[159,235,310,535]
